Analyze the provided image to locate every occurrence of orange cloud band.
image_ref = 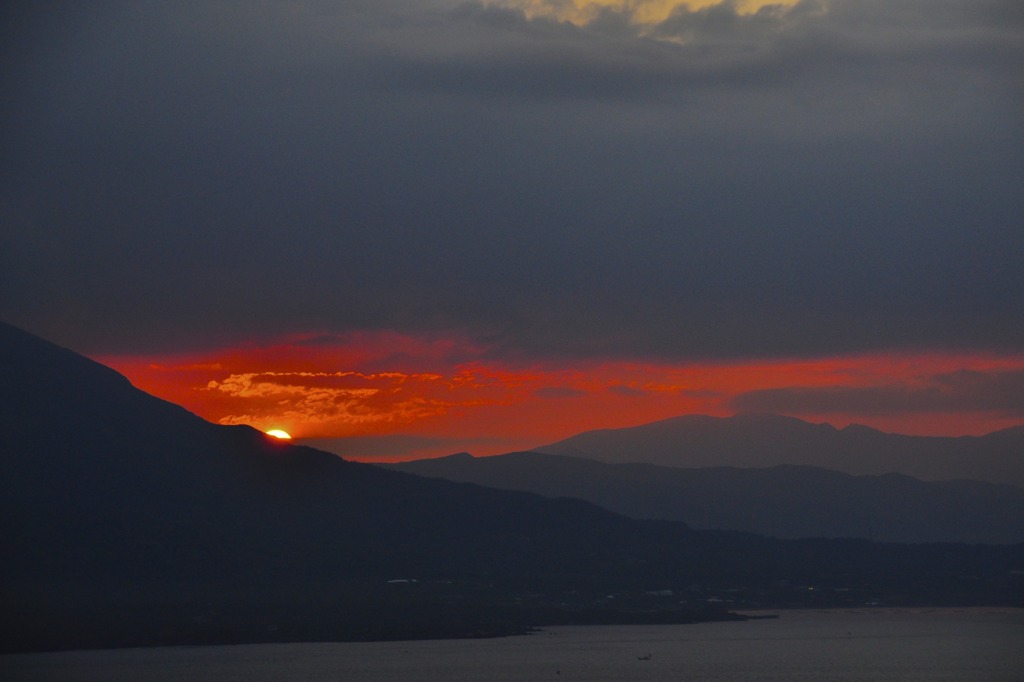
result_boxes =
[97,332,1024,459]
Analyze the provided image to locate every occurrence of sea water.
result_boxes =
[4,608,1022,681]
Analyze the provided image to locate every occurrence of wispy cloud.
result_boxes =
[207,370,454,431]
[732,369,1024,417]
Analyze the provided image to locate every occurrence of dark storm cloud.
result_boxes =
[2,0,1021,358]
[731,369,1024,416]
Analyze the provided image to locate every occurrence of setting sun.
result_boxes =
[265,429,292,440]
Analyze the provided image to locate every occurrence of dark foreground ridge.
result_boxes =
[2,321,1022,653]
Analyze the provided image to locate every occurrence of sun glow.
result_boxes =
[265,429,292,440]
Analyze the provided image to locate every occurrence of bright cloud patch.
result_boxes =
[207,370,456,433]
[491,0,802,26]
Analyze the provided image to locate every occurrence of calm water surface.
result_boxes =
[5,608,1023,681]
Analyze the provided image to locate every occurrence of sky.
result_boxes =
[2,0,1023,459]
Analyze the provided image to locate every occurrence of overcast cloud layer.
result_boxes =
[2,0,1022,360]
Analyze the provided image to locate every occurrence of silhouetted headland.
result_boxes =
[2,321,1021,653]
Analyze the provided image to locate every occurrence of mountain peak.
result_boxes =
[537,412,1024,487]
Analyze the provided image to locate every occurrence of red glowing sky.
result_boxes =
[6,0,1022,461]
[97,331,1024,461]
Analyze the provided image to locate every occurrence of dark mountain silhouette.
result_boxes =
[537,413,1024,487]
[386,452,1024,544]
[2,321,1022,653]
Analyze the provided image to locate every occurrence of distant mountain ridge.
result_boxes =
[536,413,1024,488]
[386,452,1024,544]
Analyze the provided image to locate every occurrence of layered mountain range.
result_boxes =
[2,320,1022,653]
[538,413,1024,488]
[387,452,1024,544]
